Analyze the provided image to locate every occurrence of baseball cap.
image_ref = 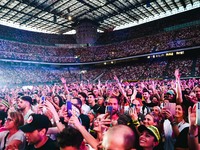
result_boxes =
[138,125,161,142]
[18,92,24,96]
[166,90,175,95]
[20,96,33,105]
[0,100,10,108]
[88,109,96,117]
[20,114,51,132]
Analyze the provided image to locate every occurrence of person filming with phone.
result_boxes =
[106,96,120,122]
[162,104,189,150]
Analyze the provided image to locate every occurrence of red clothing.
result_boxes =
[0,127,7,132]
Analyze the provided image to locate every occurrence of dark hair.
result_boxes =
[78,92,87,100]
[143,88,150,94]
[73,97,82,107]
[177,104,188,121]
[20,96,32,105]
[0,111,7,126]
[71,97,82,115]
[57,126,83,149]
[108,96,120,104]
[54,95,64,107]
[88,92,95,98]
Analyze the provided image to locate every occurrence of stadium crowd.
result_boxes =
[0,57,200,86]
[0,10,200,150]
[0,64,80,86]
[0,69,200,150]
[0,25,200,63]
[0,55,198,86]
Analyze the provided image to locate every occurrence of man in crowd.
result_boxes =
[71,97,90,131]
[57,126,84,150]
[132,99,145,123]
[20,114,59,150]
[17,96,34,123]
[88,93,104,115]
[106,96,120,121]
[142,89,155,115]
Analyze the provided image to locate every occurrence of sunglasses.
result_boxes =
[5,118,13,122]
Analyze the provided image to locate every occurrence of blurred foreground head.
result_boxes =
[102,125,136,150]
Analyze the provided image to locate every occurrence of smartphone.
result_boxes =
[130,103,136,109]
[46,93,52,96]
[164,102,176,115]
[105,106,113,118]
[66,101,72,117]
[196,102,200,125]
[41,96,45,103]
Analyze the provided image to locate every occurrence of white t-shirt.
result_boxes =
[82,104,91,115]
[163,119,175,150]
[0,130,26,150]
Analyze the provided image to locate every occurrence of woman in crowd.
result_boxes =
[151,106,162,127]
[0,111,26,150]
[143,113,157,127]
[138,125,161,150]
[78,92,90,115]
[165,104,189,150]
[49,94,64,112]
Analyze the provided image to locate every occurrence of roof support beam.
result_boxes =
[1,2,21,19]
[112,1,138,21]
[105,4,132,24]
[61,0,116,25]
[154,1,166,13]
[20,0,56,24]
[75,0,116,19]
[162,0,172,11]
[189,0,193,5]
[9,0,36,21]
[142,5,154,16]
[0,4,71,29]
[14,0,47,23]
[134,0,150,17]
[149,4,160,14]
[76,0,96,10]
[126,1,144,19]
[0,0,13,11]
[171,0,179,9]
[180,0,187,8]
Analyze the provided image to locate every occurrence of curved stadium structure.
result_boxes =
[0,1,200,86]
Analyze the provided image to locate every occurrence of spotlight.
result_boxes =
[68,15,72,21]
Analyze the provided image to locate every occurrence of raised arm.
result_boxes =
[97,79,103,96]
[174,69,183,104]
[188,104,199,150]
[114,75,127,100]
[45,100,65,132]
[61,77,69,94]
[69,115,99,149]
[151,81,161,101]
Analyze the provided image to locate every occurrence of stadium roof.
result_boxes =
[0,0,199,34]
